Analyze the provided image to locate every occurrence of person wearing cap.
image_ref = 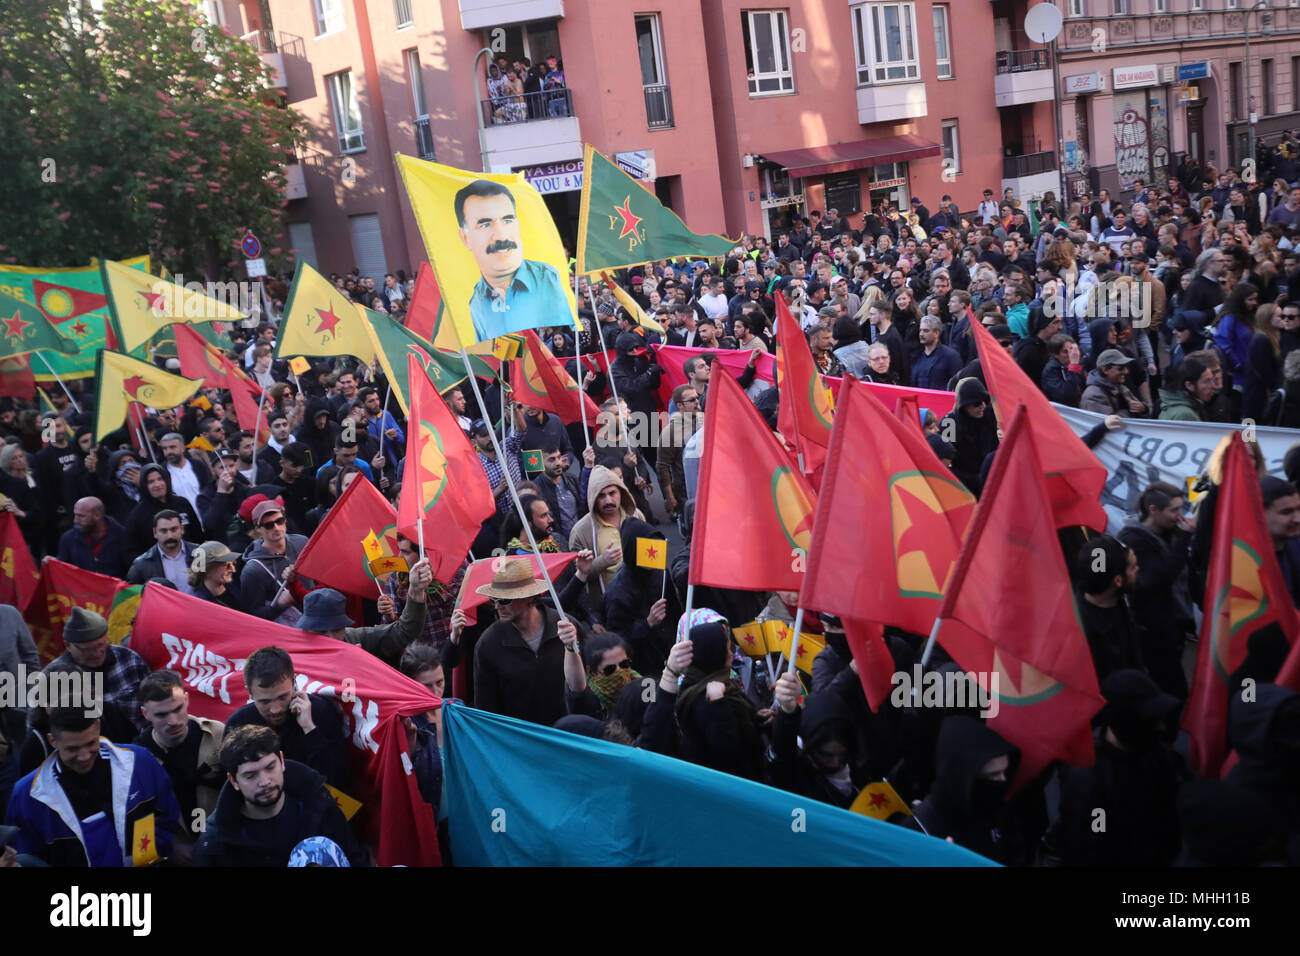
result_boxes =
[1081,348,1148,417]
[472,556,584,726]
[939,378,999,496]
[57,496,131,579]
[910,196,930,228]
[42,606,152,743]
[296,556,432,670]
[190,540,250,612]
[1049,669,1186,867]
[126,509,199,589]
[4,706,180,867]
[239,499,313,624]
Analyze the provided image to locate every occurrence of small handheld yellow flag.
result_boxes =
[132,813,160,866]
[325,784,363,821]
[369,555,409,577]
[635,536,667,569]
[288,356,311,376]
[493,334,526,361]
[850,781,913,820]
[187,435,216,453]
[732,621,768,657]
[362,530,383,562]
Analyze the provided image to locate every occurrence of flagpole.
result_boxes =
[919,617,942,668]
[676,582,694,688]
[133,404,159,465]
[779,607,807,682]
[572,272,591,450]
[586,285,631,446]
[34,353,83,414]
[660,566,667,601]
[250,386,267,464]
[456,347,568,622]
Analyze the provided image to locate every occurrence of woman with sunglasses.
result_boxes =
[560,632,639,720]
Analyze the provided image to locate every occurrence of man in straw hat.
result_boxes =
[472,556,584,726]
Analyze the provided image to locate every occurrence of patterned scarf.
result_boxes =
[588,666,641,716]
[507,535,560,554]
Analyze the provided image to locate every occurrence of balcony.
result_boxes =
[415,117,436,161]
[458,0,564,31]
[480,89,581,170]
[644,84,674,130]
[241,29,286,91]
[1001,150,1058,201]
[283,162,307,201]
[994,49,1053,107]
[855,83,927,125]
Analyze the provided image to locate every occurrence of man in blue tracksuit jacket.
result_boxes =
[5,709,179,866]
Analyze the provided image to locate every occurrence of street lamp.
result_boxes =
[472,46,494,172]
[1243,0,1273,169]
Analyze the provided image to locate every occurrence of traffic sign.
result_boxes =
[241,234,262,259]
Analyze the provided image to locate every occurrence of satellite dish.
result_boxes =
[1024,3,1063,44]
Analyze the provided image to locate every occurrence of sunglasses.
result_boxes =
[259,516,286,529]
[599,659,633,676]
[489,597,515,607]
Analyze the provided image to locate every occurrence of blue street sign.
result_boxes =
[1178,62,1209,81]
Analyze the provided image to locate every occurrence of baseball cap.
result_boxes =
[1097,348,1135,368]
[470,418,489,437]
[910,197,922,205]
[251,499,284,525]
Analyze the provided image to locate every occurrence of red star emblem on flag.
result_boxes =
[646,545,657,559]
[314,304,342,338]
[71,320,90,337]
[139,834,150,851]
[138,289,166,313]
[869,791,888,809]
[122,374,149,399]
[2,311,30,341]
[612,196,643,240]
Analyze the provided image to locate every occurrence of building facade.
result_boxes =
[212,0,1017,279]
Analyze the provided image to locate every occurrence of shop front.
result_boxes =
[1111,64,1171,196]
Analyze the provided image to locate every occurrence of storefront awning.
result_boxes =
[758,135,942,179]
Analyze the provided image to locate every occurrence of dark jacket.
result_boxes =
[1012,313,1052,390]
[1077,596,1146,684]
[124,464,203,557]
[518,410,573,463]
[770,687,869,810]
[1225,683,1300,848]
[194,758,366,867]
[601,518,682,677]
[56,516,131,579]
[125,540,200,586]
[533,469,587,543]
[1041,356,1085,407]
[473,605,583,726]
[223,696,350,791]
[610,334,664,418]
[940,378,998,495]
[1116,519,1193,699]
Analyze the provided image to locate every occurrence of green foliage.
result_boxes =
[0,0,307,278]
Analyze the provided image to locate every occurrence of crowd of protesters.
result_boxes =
[6,148,1300,867]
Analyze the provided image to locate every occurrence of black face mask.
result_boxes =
[1109,717,1161,753]
[970,777,1008,817]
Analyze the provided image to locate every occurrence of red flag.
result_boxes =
[774,294,832,485]
[129,583,442,867]
[933,405,1103,789]
[23,558,134,664]
[1185,434,1300,776]
[691,368,817,592]
[0,512,39,611]
[32,279,116,348]
[509,329,600,426]
[968,318,1107,531]
[893,392,923,435]
[454,552,580,624]
[803,375,975,636]
[403,262,443,343]
[397,352,495,582]
[175,325,267,442]
[227,376,270,444]
[296,474,402,597]
[843,617,897,713]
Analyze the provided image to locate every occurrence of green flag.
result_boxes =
[362,309,466,415]
[577,145,737,274]
[0,289,80,359]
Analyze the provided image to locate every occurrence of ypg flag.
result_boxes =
[275,261,375,363]
[101,258,246,353]
[732,621,770,657]
[850,781,913,821]
[635,536,667,570]
[933,406,1104,790]
[396,154,578,347]
[691,369,818,593]
[802,376,974,637]
[775,293,833,484]
[397,353,496,582]
[295,475,404,597]
[363,307,466,415]
[1184,434,1300,777]
[0,512,39,611]
[94,350,202,442]
[509,330,600,426]
[0,289,79,359]
[576,145,737,274]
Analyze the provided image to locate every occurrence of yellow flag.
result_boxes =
[101,258,246,353]
[369,555,409,577]
[850,781,913,820]
[187,435,216,453]
[600,274,666,335]
[789,631,826,676]
[362,529,383,562]
[288,355,311,376]
[492,334,526,361]
[324,784,363,821]
[732,621,768,657]
[95,349,202,442]
[395,154,578,347]
[275,261,376,363]
[762,620,789,656]
[635,536,667,569]
[131,813,160,866]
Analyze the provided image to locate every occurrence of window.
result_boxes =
[1068,0,1084,15]
[1112,0,1127,13]
[406,49,427,118]
[328,70,364,153]
[824,173,862,216]
[742,10,794,95]
[932,5,952,79]
[1227,0,1239,8]
[1192,0,1203,9]
[1229,61,1243,121]
[1264,59,1275,115]
[200,0,225,26]
[636,14,667,87]
[1153,0,1166,12]
[394,0,413,29]
[852,2,920,85]
[315,0,344,36]
[941,119,961,175]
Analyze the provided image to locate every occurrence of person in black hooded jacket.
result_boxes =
[674,619,767,783]
[1012,308,1061,391]
[770,676,871,810]
[911,716,1025,864]
[938,378,999,496]
[601,517,682,677]
[1175,780,1291,866]
[296,398,340,473]
[124,463,202,557]
[1225,683,1300,862]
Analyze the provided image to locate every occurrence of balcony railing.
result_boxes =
[415,116,436,161]
[644,84,674,130]
[241,28,278,54]
[1002,150,1057,179]
[481,89,574,126]
[995,49,1048,74]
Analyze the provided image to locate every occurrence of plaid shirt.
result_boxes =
[479,431,524,515]
[384,560,468,653]
[49,643,152,732]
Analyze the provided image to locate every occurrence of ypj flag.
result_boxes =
[93,350,202,443]
[969,318,1107,531]
[933,404,1104,791]
[129,583,441,867]
[690,368,817,593]
[1184,433,1300,777]
[576,144,737,274]
[397,352,496,583]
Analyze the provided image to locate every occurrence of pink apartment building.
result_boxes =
[209,0,1015,279]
